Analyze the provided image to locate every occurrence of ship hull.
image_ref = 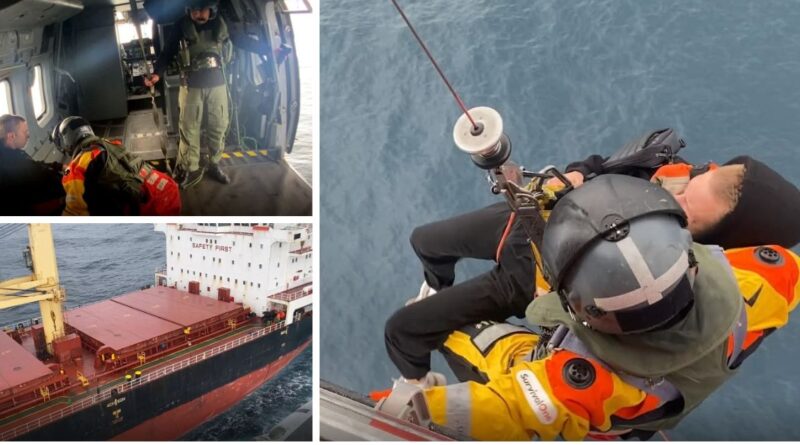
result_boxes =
[14,317,312,441]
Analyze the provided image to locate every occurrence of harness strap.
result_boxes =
[728,305,748,367]
[704,244,749,367]
[471,323,532,354]
[138,162,154,179]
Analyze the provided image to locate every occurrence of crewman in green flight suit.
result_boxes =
[145,0,271,188]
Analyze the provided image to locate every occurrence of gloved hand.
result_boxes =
[144,74,160,87]
[545,170,584,188]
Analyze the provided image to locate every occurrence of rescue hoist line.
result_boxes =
[389,0,562,279]
[128,0,172,174]
[389,0,477,130]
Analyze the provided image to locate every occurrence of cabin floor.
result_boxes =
[89,109,311,216]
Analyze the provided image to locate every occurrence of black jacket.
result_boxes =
[0,146,65,215]
[564,153,686,182]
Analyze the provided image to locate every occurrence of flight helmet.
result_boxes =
[541,174,695,334]
[51,116,95,157]
[186,0,219,18]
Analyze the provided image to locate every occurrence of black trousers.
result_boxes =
[384,202,537,379]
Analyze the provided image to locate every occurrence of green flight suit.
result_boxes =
[178,83,228,171]
[177,15,232,172]
[527,243,743,433]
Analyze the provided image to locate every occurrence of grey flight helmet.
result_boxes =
[185,0,219,17]
[540,174,695,334]
[51,116,95,157]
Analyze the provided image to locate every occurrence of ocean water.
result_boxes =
[285,6,315,186]
[0,224,310,441]
[183,347,312,440]
[320,0,800,440]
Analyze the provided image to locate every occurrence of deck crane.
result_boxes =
[0,224,66,355]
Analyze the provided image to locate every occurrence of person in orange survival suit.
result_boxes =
[52,116,181,216]
[386,127,800,389]
[405,176,800,441]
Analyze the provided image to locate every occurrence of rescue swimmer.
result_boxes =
[145,0,272,188]
[386,128,800,389]
[52,116,181,216]
[412,175,800,440]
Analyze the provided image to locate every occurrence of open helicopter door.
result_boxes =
[223,0,307,159]
[141,0,305,162]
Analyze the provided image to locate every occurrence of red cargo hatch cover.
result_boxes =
[66,300,182,351]
[0,332,52,393]
[111,287,242,327]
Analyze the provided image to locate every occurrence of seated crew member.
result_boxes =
[0,114,64,215]
[52,116,181,216]
[385,129,800,388]
[410,175,800,440]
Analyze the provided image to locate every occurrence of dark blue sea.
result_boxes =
[320,0,800,440]
[0,224,310,441]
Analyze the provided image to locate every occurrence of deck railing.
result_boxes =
[268,286,312,302]
[0,321,287,441]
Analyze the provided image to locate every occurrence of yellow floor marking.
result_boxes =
[233,152,244,158]
[247,151,257,157]
[221,153,231,159]
[259,150,268,156]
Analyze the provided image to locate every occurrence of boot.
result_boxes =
[172,165,187,184]
[405,281,437,306]
[205,162,230,184]
[180,167,204,189]
[396,371,447,389]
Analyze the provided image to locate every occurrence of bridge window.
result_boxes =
[30,65,47,120]
[0,80,12,115]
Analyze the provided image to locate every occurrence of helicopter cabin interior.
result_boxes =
[0,0,312,215]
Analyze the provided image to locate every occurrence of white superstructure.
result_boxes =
[154,223,312,323]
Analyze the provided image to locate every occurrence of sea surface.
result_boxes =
[320,0,800,440]
[285,7,315,186]
[0,224,311,441]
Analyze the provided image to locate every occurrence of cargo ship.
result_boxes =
[0,223,312,441]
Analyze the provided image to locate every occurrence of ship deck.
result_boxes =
[0,334,52,393]
[0,286,253,430]
[0,319,272,435]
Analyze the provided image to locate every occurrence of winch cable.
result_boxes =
[129,0,172,173]
[389,0,478,131]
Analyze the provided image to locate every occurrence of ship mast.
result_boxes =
[0,224,66,354]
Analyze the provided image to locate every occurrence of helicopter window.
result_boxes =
[30,65,47,120]
[0,80,12,115]
[279,0,313,13]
